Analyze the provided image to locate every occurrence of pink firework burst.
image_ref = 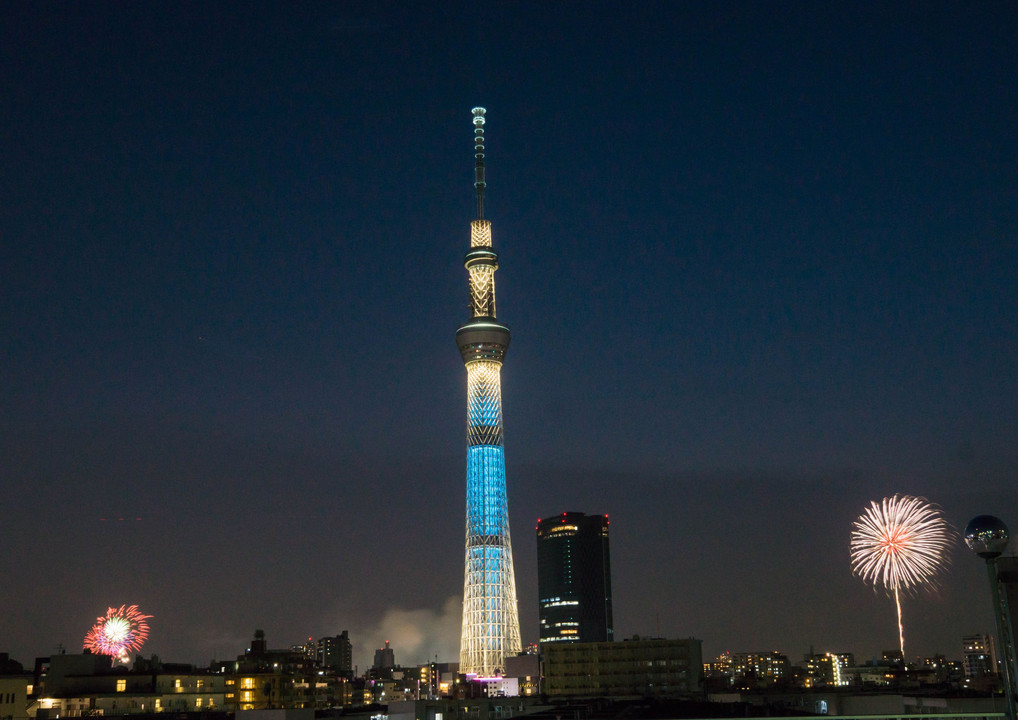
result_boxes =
[83,605,152,659]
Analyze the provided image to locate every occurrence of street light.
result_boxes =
[965,515,1017,720]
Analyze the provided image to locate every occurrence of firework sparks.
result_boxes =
[850,494,952,656]
[83,605,152,663]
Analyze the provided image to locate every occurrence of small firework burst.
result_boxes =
[83,605,152,662]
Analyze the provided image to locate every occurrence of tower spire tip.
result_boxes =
[472,107,486,219]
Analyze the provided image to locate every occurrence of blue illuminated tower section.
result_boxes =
[456,107,522,676]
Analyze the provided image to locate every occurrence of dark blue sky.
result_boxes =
[2,2,1017,669]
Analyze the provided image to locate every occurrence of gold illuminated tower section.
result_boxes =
[456,107,522,676]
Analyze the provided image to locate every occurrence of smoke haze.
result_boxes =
[355,596,461,671]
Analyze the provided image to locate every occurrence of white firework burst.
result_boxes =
[850,494,953,655]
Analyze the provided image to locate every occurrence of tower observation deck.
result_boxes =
[457,107,522,676]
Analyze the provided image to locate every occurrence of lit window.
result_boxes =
[116,679,126,692]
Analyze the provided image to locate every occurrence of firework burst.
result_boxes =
[850,494,952,656]
[83,605,152,663]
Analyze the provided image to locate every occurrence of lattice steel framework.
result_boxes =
[456,108,522,676]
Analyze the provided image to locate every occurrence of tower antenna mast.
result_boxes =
[473,107,486,219]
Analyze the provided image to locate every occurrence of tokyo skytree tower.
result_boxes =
[456,107,522,676]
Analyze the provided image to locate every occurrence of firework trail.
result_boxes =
[850,494,952,656]
[83,605,152,664]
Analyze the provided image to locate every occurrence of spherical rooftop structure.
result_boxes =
[964,515,1010,559]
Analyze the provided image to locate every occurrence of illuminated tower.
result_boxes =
[457,107,522,676]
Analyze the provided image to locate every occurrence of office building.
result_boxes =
[373,641,395,671]
[543,637,702,696]
[963,634,997,678]
[537,512,613,644]
[318,631,353,676]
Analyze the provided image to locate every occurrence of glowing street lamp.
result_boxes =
[965,516,1017,720]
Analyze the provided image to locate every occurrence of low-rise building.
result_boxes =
[543,636,702,697]
[30,653,226,718]
[0,674,32,720]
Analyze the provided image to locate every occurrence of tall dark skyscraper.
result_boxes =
[537,512,613,645]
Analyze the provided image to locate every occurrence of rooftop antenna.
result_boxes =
[472,107,486,219]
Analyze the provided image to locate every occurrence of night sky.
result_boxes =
[3,2,1017,672]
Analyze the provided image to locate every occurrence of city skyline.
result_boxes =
[2,2,1017,672]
